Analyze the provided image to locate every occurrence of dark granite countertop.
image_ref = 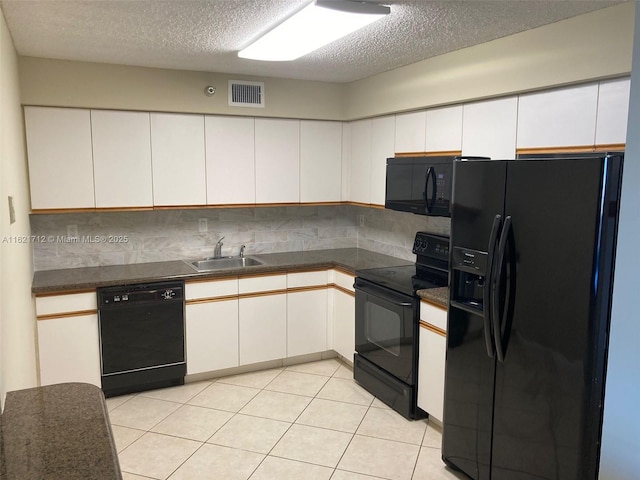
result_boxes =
[32,248,413,294]
[417,286,449,309]
[1,383,122,480]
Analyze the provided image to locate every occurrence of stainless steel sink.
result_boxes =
[187,256,263,272]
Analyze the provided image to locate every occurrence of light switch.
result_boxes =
[199,218,208,233]
[8,196,16,224]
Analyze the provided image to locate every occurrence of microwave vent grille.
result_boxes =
[228,80,265,108]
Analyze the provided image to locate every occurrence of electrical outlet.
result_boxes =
[198,218,208,233]
[359,215,365,227]
[67,224,78,238]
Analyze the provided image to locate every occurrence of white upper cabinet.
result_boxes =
[517,83,599,149]
[595,77,630,146]
[91,110,153,207]
[205,116,256,205]
[349,119,372,204]
[395,111,426,153]
[370,116,396,206]
[151,113,207,206]
[425,105,463,152]
[300,120,342,203]
[24,107,95,210]
[462,97,518,159]
[255,118,300,203]
[341,123,351,202]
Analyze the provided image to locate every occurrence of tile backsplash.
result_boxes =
[30,205,450,271]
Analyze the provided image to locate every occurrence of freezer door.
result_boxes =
[450,159,507,252]
[490,156,621,480]
[442,159,507,479]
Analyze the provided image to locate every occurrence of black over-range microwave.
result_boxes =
[385,155,454,217]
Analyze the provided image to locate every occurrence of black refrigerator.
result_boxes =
[442,154,623,480]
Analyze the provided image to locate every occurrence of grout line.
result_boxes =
[113,358,445,479]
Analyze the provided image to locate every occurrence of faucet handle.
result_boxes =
[217,236,225,244]
[239,244,246,258]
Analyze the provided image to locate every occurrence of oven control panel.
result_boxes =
[412,232,449,261]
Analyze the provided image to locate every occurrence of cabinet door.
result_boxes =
[370,116,396,206]
[151,113,206,206]
[349,119,372,204]
[255,118,300,203]
[239,294,287,365]
[462,97,518,159]
[595,77,630,146]
[332,289,355,362]
[91,110,153,207]
[37,314,101,387]
[425,105,463,152]
[206,116,256,205]
[418,325,446,422]
[288,289,328,357]
[24,107,95,209]
[287,270,329,357]
[341,123,351,202]
[395,111,426,153]
[418,301,447,421]
[517,83,599,149]
[300,120,342,202]
[186,300,239,374]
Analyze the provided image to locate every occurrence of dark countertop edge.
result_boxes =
[416,286,449,309]
[31,248,413,295]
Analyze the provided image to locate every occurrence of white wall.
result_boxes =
[345,2,634,119]
[16,3,634,123]
[0,8,38,404]
[599,3,640,478]
[18,57,346,120]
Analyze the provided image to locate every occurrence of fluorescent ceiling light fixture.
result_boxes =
[238,0,390,61]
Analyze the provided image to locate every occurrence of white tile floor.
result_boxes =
[106,358,467,480]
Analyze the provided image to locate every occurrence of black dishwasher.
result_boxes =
[97,280,186,397]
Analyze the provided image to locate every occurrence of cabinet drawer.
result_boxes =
[330,270,355,292]
[36,292,97,317]
[420,301,447,332]
[287,270,329,288]
[185,278,238,301]
[239,274,287,295]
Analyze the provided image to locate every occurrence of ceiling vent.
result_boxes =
[228,80,265,108]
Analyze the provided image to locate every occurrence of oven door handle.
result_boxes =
[354,282,413,307]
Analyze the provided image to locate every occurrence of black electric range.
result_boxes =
[353,232,449,419]
[355,232,450,295]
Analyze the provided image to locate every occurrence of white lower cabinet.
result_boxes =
[418,301,448,422]
[186,300,239,374]
[239,294,287,365]
[287,271,329,357]
[185,278,239,375]
[331,270,356,362]
[37,314,101,387]
[239,274,287,365]
[36,291,101,387]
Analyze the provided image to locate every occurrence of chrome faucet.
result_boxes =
[239,244,246,258]
[213,236,225,258]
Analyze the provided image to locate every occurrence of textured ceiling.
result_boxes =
[0,0,627,83]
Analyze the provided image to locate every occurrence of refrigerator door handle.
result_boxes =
[424,167,436,213]
[482,214,502,358]
[492,215,512,363]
